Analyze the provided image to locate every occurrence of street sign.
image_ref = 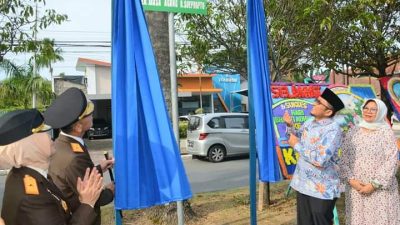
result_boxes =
[141,0,207,15]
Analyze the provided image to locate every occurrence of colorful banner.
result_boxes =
[380,76,400,119]
[272,83,376,178]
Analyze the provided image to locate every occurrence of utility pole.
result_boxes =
[168,12,184,225]
[32,3,38,108]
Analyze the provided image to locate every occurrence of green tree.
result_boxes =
[0,0,67,61]
[0,38,62,110]
[177,0,247,77]
[0,63,52,110]
[177,0,400,81]
[176,0,321,81]
[33,38,63,77]
[307,0,400,78]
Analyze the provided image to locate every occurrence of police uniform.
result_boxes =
[44,88,113,225]
[0,109,96,225]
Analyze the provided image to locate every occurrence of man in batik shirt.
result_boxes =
[283,88,344,225]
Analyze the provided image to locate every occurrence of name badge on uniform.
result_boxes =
[23,175,39,195]
[70,143,84,153]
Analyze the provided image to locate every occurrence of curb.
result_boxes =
[181,154,192,159]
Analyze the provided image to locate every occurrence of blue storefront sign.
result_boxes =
[212,74,242,112]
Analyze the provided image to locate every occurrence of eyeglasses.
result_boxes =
[362,107,378,113]
[314,98,333,110]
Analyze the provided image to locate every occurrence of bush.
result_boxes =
[179,121,188,139]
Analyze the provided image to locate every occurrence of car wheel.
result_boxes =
[208,145,226,163]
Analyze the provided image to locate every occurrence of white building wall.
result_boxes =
[95,66,111,94]
[86,66,97,95]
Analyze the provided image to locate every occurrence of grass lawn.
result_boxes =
[101,180,346,225]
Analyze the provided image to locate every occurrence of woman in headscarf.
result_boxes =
[0,109,104,225]
[340,99,400,225]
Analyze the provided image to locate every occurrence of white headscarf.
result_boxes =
[358,98,390,130]
[0,132,55,170]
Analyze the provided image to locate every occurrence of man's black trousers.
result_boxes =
[297,192,337,225]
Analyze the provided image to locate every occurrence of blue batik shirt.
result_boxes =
[288,117,342,200]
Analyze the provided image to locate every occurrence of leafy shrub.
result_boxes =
[179,121,188,139]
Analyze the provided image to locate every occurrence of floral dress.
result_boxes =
[340,126,400,225]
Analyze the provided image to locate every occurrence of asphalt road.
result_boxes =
[0,147,250,211]
[184,156,250,194]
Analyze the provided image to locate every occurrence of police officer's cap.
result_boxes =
[44,87,94,129]
[0,109,51,146]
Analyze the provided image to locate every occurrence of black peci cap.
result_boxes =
[0,109,51,146]
[320,88,345,112]
[44,87,94,129]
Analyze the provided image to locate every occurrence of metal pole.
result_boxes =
[168,12,184,225]
[51,68,54,93]
[199,76,203,111]
[247,10,257,223]
[210,94,214,113]
[249,71,257,225]
[230,92,233,112]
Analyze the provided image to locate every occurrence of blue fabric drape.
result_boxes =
[111,0,192,209]
[247,0,281,182]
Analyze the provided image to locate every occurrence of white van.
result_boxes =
[186,113,249,162]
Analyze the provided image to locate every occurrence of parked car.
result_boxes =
[186,113,249,162]
[87,118,112,139]
[179,115,189,122]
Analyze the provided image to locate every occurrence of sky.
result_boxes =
[1,0,112,80]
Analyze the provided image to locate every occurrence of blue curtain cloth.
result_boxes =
[247,0,281,182]
[111,0,192,209]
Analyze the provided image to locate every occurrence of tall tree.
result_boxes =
[177,0,400,81]
[0,0,67,61]
[146,12,172,115]
[0,63,52,110]
[145,11,197,223]
[176,0,321,81]
[33,38,63,75]
[0,38,62,110]
[307,0,400,78]
[177,0,247,77]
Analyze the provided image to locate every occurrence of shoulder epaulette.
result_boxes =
[23,175,39,195]
[70,143,84,153]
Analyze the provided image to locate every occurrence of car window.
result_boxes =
[207,118,222,129]
[188,116,201,131]
[224,116,247,129]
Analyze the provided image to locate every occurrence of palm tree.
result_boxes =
[33,38,64,79]
[0,39,62,110]
[0,64,52,110]
[145,12,197,223]
[146,12,172,115]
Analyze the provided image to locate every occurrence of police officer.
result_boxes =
[44,88,114,225]
[0,109,103,225]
